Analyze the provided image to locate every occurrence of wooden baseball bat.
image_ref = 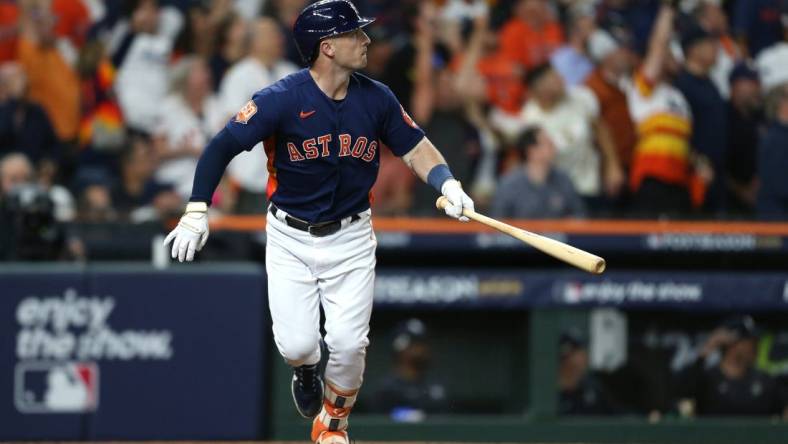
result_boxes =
[436,197,606,274]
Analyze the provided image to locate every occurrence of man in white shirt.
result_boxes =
[520,63,623,200]
[219,16,298,212]
[755,11,788,93]
[111,0,183,133]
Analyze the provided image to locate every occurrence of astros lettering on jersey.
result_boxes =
[226,69,425,223]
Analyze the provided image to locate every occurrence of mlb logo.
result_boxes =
[15,362,99,413]
[563,282,583,304]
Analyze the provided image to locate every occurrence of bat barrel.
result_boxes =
[436,196,606,274]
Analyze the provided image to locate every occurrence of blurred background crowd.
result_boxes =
[2,0,788,229]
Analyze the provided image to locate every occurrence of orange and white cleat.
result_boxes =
[310,383,358,444]
[313,429,350,444]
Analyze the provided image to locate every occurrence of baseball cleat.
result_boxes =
[292,363,324,418]
[314,430,350,444]
[311,382,357,443]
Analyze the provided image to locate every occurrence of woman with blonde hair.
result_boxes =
[152,56,225,200]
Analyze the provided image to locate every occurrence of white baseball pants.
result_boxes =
[265,208,376,391]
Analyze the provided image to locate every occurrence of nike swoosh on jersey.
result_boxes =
[300,110,316,119]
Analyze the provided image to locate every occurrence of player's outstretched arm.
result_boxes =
[402,137,474,222]
[163,128,246,262]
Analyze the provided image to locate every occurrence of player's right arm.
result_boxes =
[402,137,475,222]
[163,88,282,262]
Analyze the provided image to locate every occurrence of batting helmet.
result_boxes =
[293,0,375,64]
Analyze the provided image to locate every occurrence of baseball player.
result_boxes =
[163,1,474,443]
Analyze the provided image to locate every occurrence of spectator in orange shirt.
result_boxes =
[499,0,564,70]
[16,3,81,143]
[453,10,525,116]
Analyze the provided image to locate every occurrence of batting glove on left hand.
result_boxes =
[163,202,209,262]
[441,179,474,222]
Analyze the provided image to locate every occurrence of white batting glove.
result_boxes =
[441,179,474,222]
[163,202,209,262]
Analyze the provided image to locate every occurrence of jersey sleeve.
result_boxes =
[225,87,282,150]
[380,86,425,157]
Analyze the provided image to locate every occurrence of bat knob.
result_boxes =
[435,196,450,210]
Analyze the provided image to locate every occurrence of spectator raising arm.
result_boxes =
[641,1,676,84]
[410,2,437,126]
[453,13,487,105]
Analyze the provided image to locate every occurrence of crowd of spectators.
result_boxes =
[1,0,788,223]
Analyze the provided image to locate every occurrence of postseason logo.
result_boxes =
[15,362,99,413]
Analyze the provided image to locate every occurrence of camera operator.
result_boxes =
[0,153,78,261]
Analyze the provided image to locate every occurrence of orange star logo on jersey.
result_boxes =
[234,100,258,124]
[400,105,418,129]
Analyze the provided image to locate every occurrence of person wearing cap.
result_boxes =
[675,316,788,417]
[674,21,728,214]
[367,318,448,418]
[726,63,764,215]
[585,28,638,185]
[558,328,623,415]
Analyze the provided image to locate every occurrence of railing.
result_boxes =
[209,216,788,235]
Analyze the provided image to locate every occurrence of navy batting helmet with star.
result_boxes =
[293,0,375,64]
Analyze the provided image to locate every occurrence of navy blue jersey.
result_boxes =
[225,69,424,223]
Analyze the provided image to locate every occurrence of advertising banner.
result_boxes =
[374,231,788,254]
[0,264,267,440]
[374,269,788,311]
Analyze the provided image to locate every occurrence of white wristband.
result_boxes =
[185,201,208,213]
